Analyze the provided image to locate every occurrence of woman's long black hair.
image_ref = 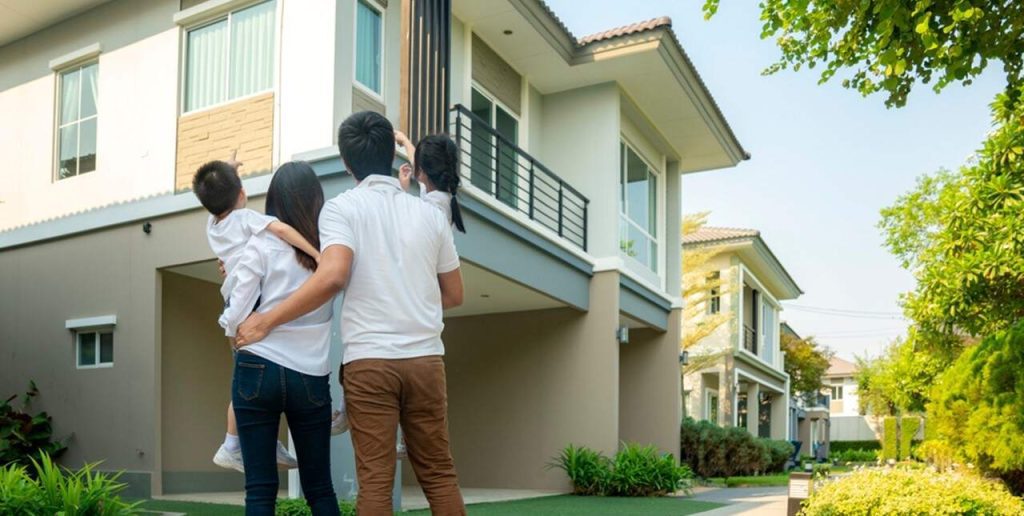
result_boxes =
[414,134,465,233]
[265,161,324,271]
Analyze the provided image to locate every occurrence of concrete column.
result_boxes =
[619,308,683,459]
[746,383,760,435]
[719,356,735,426]
[771,392,789,440]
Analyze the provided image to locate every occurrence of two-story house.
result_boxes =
[682,228,801,441]
[0,0,748,504]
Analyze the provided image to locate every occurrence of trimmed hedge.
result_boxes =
[801,467,1024,515]
[829,440,881,453]
[899,416,920,460]
[679,418,793,478]
[882,417,898,461]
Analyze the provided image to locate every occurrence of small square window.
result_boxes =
[76,330,113,368]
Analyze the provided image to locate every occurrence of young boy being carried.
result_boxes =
[192,157,319,473]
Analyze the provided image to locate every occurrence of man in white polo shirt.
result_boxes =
[236,111,466,516]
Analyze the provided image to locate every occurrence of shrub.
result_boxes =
[553,443,692,497]
[800,467,1024,515]
[0,454,137,515]
[913,440,956,472]
[828,440,881,453]
[679,418,787,478]
[829,448,878,463]
[274,498,356,516]
[552,444,610,496]
[1,382,68,469]
[899,416,920,460]
[881,417,898,461]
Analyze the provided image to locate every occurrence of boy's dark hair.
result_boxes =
[192,160,242,216]
[415,134,465,233]
[337,111,395,180]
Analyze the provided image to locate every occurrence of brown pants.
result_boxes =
[343,356,465,516]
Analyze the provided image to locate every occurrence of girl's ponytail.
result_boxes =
[415,134,466,233]
[444,137,466,233]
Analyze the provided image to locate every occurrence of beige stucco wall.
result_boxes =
[175,93,275,191]
[403,270,622,491]
[618,309,682,459]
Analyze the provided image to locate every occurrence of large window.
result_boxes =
[184,1,276,112]
[355,0,383,95]
[831,385,844,401]
[56,62,98,180]
[469,87,519,209]
[619,142,658,271]
[76,330,113,369]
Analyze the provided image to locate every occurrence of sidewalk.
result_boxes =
[689,486,788,515]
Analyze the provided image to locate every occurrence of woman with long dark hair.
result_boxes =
[220,161,339,515]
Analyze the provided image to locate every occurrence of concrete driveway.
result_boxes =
[689,486,789,515]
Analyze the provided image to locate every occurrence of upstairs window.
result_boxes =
[707,271,721,314]
[57,62,98,180]
[619,142,658,272]
[355,0,384,95]
[831,385,844,401]
[184,1,276,112]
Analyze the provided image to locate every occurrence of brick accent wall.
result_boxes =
[175,92,275,191]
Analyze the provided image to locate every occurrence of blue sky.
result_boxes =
[546,0,1004,360]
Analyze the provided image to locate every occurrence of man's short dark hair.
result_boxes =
[337,111,395,180]
[192,160,242,216]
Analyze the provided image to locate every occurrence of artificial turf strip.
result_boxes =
[140,495,725,515]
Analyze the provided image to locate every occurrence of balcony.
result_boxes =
[449,104,589,251]
[743,324,757,355]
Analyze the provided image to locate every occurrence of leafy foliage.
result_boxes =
[0,454,138,515]
[679,418,793,479]
[928,320,1024,494]
[1,381,68,469]
[801,467,1024,515]
[880,90,1024,340]
[882,417,898,461]
[899,416,921,461]
[829,448,879,464]
[703,0,1024,108]
[552,444,693,497]
[913,440,957,472]
[829,440,881,453]
[780,333,832,395]
[855,331,952,416]
[274,497,356,516]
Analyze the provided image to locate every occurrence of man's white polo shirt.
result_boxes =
[319,174,460,364]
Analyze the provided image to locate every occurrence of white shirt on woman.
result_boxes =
[319,175,460,364]
[218,231,333,376]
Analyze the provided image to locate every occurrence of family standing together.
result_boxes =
[192,111,468,516]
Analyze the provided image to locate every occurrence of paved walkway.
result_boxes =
[689,486,788,515]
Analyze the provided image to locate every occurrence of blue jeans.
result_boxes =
[232,352,339,516]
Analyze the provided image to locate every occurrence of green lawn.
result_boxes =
[139,495,724,515]
[705,473,790,488]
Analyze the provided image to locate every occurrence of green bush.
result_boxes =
[913,440,956,472]
[829,448,878,463]
[274,497,355,516]
[679,418,789,478]
[928,321,1024,495]
[899,416,920,460]
[553,443,692,497]
[828,440,881,453]
[552,444,610,496]
[800,467,1024,515]
[881,417,898,461]
[1,382,68,469]
[0,454,137,515]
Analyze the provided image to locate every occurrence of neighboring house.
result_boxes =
[0,0,748,502]
[782,323,830,460]
[826,356,882,442]
[682,228,801,441]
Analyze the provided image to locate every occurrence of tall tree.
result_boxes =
[856,330,954,415]
[703,0,1024,107]
[780,333,832,395]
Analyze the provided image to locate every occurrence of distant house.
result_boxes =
[682,227,801,441]
[782,323,830,459]
[825,356,860,416]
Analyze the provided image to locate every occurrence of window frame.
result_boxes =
[180,0,279,115]
[353,0,386,99]
[618,139,661,273]
[75,329,114,369]
[831,385,844,401]
[705,388,719,424]
[707,271,722,314]
[53,61,99,182]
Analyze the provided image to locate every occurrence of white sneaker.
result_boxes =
[213,444,245,473]
[396,440,408,460]
[331,409,350,435]
[276,441,298,468]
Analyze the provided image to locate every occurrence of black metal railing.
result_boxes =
[743,325,758,355]
[449,104,589,251]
